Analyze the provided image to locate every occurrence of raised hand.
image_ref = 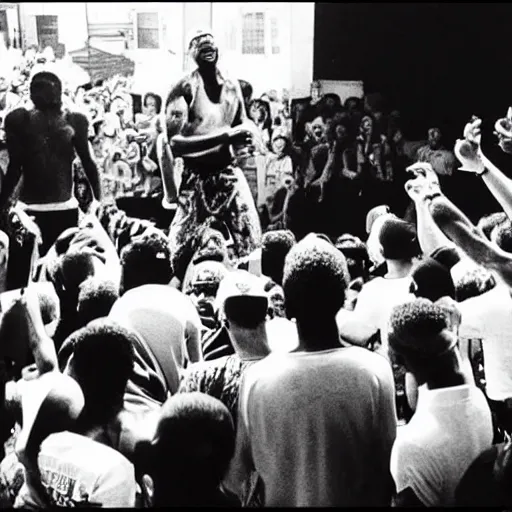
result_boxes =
[404,163,441,204]
[454,116,485,173]
[494,107,512,154]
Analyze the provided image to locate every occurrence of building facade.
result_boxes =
[17,2,314,99]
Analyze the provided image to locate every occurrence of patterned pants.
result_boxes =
[169,163,262,281]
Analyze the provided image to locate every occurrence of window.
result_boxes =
[242,12,265,55]
[270,16,280,55]
[137,12,159,49]
[36,15,59,51]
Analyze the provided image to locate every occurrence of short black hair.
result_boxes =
[77,278,119,328]
[143,92,162,114]
[388,299,450,359]
[411,257,455,302]
[120,235,173,294]
[58,251,96,294]
[224,296,268,329]
[150,393,235,491]
[64,320,135,422]
[455,267,496,302]
[261,230,296,286]
[283,235,349,325]
[493,220,512,253]
[30,71,62,111]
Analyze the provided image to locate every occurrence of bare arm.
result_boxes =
[70,112,102,200]
[405,163,456,256]
[429,193,512,287]
[457,117,512,221]
[0,109,25,211]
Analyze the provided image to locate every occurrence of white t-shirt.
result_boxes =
[225,347,397,507]
[354,276,414,351]
[390,384,493,507]
[15,431,136,508]
[458,284,512,401]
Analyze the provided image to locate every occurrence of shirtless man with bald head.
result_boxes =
[162,29,261,282]
[0,71,101,256]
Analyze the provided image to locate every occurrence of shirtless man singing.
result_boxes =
[0,71,101,256]
[163,28,262,282]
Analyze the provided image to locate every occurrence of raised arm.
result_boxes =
[405,163,456,256]
[456,117,512,221]
[428,193,512,288]
[70,112,102,201]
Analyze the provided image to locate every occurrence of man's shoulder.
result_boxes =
[5,107,29,126]
[43,431,133,468]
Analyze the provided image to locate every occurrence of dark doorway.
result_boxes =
[36,14,59,51]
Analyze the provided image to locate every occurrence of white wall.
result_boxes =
[289,2,314,99]
[208,2,313,98]
[19,2,88,52]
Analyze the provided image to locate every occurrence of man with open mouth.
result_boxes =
[162,28,262,285]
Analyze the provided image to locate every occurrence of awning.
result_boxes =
[69,45,135,84]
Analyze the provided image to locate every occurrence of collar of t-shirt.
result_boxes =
[417,384,474,411]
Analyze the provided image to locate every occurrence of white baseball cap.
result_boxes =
[215,269,267,313]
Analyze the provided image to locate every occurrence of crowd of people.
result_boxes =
[1,27,512,508]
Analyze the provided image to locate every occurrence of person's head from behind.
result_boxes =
[411,257,455,302]
[378,217,419,263]
[185,261,228,321]
[216,270,269,346]
[335,234,370,282]
[77,277,119,329]
[18,373,84,490]
[30,71,62,111]
[283,234,349,334]
[261,230,296,286]
[492,220,512,254]
[143,92,162,117]
[454,265,496,302]
[120,235,173,295]
[62,320,135,425]
[388,299,461,387]
[55,251,97,303]
[141,393,235,506]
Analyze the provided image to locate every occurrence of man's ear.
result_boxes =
[141,474,154,508]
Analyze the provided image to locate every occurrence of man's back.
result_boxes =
[5,108,78,204]
[15,431,136,508]
[232,347,396,507]
[458,284,512,401]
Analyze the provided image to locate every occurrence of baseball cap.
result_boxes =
[215,270,267,313]
[187,27,214,49]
